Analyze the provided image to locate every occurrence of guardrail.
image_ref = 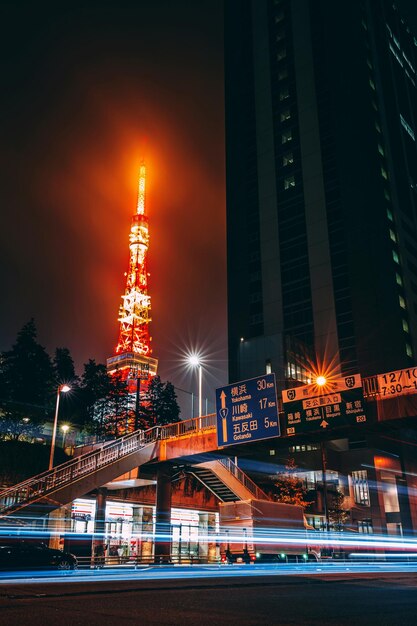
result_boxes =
[159,413,216,439]
[362,375,379,398]
[81,553,219,569]
[217,457,269,501]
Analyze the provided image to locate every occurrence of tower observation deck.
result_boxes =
[107,162,158,386]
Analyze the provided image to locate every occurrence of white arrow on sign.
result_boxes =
[220,390,227,409]
[320,420,329,429]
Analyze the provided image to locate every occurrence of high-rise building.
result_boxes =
[226,0,417,387]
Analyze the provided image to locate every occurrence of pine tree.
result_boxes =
[54,347,77,383]
[272,458,310,508]
[147,375,180,426]
[105,372,132,436]
[53,347,79,424]
[0,319,55,440]
[78,360,111,431]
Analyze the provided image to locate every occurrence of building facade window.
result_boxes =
[277,48,287,61]
[284,176,295,189]
[400,113,415,140]
[250,313,263,325]
[389,229,397,242]
[279,87,289,100]
[396,272,403,286]
[402,319,409,333]
[351,470,370,506]
[280,109,291,122]
[358,519,373,533]
[393,250,400,264]
[406,343,413,357]
[399,295,406,309]
[282,129,292,143]
[282,152,294,166]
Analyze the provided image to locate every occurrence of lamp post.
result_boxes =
[61,424,70,449]
[49,384,71,471]
[188,355,202,418]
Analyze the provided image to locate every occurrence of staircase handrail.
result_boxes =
[218,457,269,500]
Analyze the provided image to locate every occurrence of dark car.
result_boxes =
[0,542,78,570]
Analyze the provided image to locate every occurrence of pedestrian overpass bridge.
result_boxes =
[0,413,268,520]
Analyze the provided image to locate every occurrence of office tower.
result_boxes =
[226,0,417,387]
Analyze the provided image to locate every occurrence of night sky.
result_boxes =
[0,1,226,414]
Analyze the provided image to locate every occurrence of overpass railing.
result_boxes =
[217,457,269,500]
[362,375,379,399]
[159,413,216,439]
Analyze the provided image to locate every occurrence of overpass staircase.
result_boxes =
[0,416,269,520]
[0,426,161,519]
[189,458,269,502]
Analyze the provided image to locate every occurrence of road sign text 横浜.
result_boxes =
[377,367,417,399]
[215,374,280,447]
[282,374,367,436]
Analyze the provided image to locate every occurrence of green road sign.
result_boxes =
[282,374,367,436]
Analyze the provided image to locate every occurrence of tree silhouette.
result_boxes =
[0,319,55,440]
[328,489,350,531]
[147,375,180,426]
[272,458,310,508]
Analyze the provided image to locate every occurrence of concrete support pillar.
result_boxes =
[94,487,107,536]
[93,487,107,562]
[48,505,71,550]
[154,466,172,564]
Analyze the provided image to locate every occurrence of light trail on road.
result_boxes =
[2,561,417,585]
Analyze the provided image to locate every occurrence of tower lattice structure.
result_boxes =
[107,162,158,386]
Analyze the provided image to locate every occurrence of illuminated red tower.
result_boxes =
[107,162,158,387]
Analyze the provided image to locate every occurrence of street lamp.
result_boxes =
[61,424,70,449]
[187,354,202,417]
[49,384,71,470]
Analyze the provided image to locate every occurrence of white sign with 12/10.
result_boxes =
[377,367,417,398]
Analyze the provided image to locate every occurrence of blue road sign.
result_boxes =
[216,373,280,447]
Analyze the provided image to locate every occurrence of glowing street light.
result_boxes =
[187,354,202,417]
[49,384,71,471]
[61,424,70,449]
[316,375,327,387]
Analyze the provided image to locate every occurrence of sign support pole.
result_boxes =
[321,441,330,531]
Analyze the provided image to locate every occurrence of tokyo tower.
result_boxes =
[107,162,158,393]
